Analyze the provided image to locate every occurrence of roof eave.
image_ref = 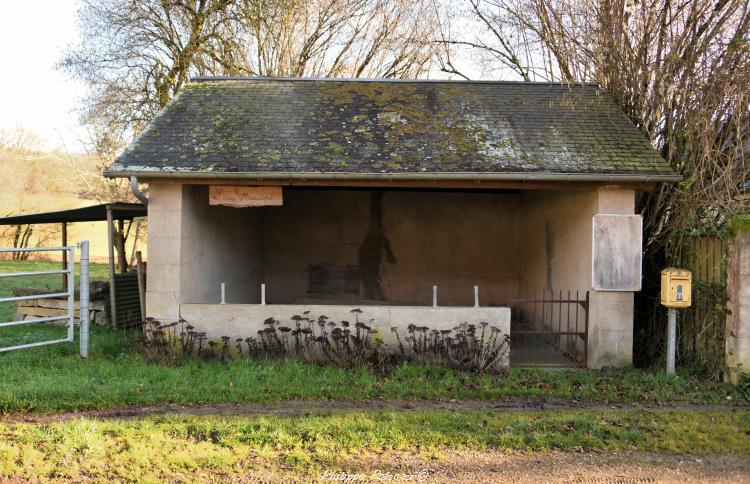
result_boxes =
[105,169,683,184]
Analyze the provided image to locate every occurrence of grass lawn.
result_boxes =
[0,260,109,322]
[0,324,746,414]
[0,409,748,480]
[0,260,747,415]
[1,260,747,480]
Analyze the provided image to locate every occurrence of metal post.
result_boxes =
[474,285,479,308]
[79,241,90,358]
[221,282,226,304]
[667,307,677,374]
[61,222,68,289]
[261,283,266,305]
[432,285,438,308]
[66,246,75,342]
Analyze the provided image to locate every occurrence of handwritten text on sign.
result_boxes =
[209,186,283,207]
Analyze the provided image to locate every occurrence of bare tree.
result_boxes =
[442,0,750,371]
[60,0,442,200]
[442,0,749,247]
[0,123,43,154]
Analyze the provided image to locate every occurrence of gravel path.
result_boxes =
[337,450,750,483]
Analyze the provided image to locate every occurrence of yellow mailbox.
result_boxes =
[660,268,692,308]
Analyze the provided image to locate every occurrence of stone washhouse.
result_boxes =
[105,77,680,368]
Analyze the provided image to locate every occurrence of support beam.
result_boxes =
[132,177,658,192]
[106,205,118,328]
[116,219,127,273]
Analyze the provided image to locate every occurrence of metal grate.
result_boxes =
[509,290,589,367]
[111,272,143,328]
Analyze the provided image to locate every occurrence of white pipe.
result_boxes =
[0,246,70,253]
[432,285,438,308]
[79,240,90,358]
[0,315,68,328]
[0,338,71,353]
[220,283,226,304]
[261,283,266,305]
[0,292,69,304]
[67,247,75,342]
[0,269,68,278]
[474,285,479,308]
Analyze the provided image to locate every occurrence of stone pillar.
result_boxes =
[145,182,184,321]
[726,221,750,382]
[587,188,636,369]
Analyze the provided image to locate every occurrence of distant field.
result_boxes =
[0,147,146,263]
[1,219,144,264]
[0,260,109,323]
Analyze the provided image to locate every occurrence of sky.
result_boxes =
[0,0,87,152]
[0,1,492,154]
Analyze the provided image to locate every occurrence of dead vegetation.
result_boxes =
[140,309,510,373]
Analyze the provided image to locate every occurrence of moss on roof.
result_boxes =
[107,78,675,178]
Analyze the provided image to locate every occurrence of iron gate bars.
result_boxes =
[0,243,90,356]
[508,290,589,367]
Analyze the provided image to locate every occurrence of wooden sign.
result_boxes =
[209,186,283,207]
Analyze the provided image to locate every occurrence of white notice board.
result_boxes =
[592,214,642,291]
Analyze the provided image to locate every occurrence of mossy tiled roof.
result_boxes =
[106,78,676,179]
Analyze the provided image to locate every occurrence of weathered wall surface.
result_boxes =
[262,189,521,306]
[519,190,599,296]
[145,182,184,321]
[180,185,263,304]
[727,230,750,380]
[519,188,636,368]
[146,182,638,369]
[590,189,637,368]
[146,183,265,319]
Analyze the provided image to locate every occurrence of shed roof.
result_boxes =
[105,77,679,182]
[0,203,147,225]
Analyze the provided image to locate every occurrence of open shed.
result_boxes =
[0,202,148,327]
[104,77,679,368]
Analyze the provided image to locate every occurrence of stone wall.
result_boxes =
[180,185,264,304]
[519,188,637,368]
[13,295,109,325]
[144,182,639,368]
[260,189,521,306]
[726,227,750,381]
[181,303,511,368]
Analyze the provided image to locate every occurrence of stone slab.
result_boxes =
[181,303,511,367]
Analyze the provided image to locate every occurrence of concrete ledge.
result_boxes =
[180,303,511,366]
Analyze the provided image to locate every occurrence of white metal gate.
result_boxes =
[0,241,90,356]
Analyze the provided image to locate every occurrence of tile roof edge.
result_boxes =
[188,76,601,87]
[104,169,682,183]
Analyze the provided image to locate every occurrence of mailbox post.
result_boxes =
[660,268,692,374]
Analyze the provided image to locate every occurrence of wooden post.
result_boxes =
[135,251,146,325]
[129,220,142,267]
[106,205,118,328]
[61,222,68,289]
[116,219,127,273]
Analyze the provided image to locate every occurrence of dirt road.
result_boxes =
[333,451,750,483]
[3,397,744,424]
